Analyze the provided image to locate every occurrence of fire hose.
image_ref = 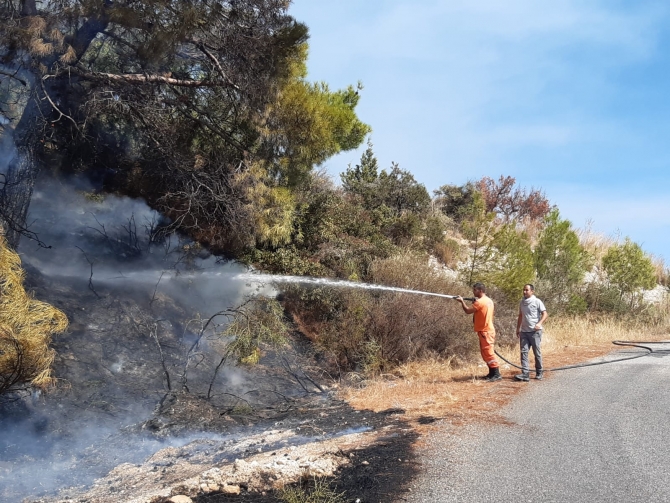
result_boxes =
[495,340,670,373]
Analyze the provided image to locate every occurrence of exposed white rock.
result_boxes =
[167,496,192,503]
[35,427,385,503]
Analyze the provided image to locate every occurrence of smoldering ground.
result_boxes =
[0,174,326,502]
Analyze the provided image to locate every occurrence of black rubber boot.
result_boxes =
[485,367,502,382]
[480,366,494,379]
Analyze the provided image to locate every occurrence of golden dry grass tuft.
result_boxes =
[577,222,617,262]
[342,358,460,417]
[650,254,670,286]
[0,236,68,392]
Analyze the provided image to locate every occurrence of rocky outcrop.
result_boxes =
[30,425,396,503]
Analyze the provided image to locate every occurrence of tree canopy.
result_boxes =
[534,209,590,307]
[602,238,656,303]
[0,0,370,253]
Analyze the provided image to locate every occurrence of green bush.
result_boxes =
[602,238,656,304]
[566,294,588,315]
[242,247,328,276]
[279,477,346,503]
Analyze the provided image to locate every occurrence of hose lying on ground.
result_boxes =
[495,340,670,373]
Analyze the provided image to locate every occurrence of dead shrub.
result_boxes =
[285,253,478,373]
[281,252,525,375]
[357,293,476,372]
[369,251,461,294]
[432,238,461,268]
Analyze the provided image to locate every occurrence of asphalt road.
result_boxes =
[406,344,670,503]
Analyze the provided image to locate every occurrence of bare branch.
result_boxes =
[150,321,171,392]
[192,40,240,90]
[40,80,80,130]
[75,246,101,299]
[69,67,218,88]
[149,271,165,308]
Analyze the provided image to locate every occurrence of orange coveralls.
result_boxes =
[472,295,498,368]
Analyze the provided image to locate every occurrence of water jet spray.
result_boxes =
[234,273,476,301]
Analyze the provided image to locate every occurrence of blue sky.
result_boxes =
[289,0,670,262]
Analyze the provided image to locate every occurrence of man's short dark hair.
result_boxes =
[525,284,535,291]
[473,282,486,292]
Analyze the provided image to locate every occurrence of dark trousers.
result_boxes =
[520,330,543,374]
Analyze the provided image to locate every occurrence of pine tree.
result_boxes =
[341,139,380,208]
[0,1,369,254]
[534,209,590,307]
[602,238,656,307]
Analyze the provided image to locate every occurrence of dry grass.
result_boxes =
[340,315,669,427]
[279,477,346,503]
[342,358,460,417]
[650,254,669,286]
[577,222,617,262]
[0,236,68,392]
[543,315,662,348]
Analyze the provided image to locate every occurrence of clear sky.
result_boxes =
[289,0,670,262]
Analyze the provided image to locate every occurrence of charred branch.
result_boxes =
[75,246,101,299]
[150,321,172,392]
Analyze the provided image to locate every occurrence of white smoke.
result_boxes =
[0,173,280,502]
[19,175,259,317]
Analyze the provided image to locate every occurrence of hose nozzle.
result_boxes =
[447,295,476,302]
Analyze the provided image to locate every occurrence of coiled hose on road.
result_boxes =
[495,340,670,374]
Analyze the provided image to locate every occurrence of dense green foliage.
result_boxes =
[534,209,591,308]
[0,0,370,254]
[602,238,657,307]
[480,223,535,301]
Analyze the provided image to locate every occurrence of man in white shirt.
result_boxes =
[515,284,548,382]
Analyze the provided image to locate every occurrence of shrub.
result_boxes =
[292,253,477,373]
[602,238,656,306]
[432,238,461,268]
[433,182,477,223]
[387,212,422,246]
[582,283,632,314]
[280,477,346,503]
[242,247,328,277]
[534,209,591,309]
[463,223,534,301]
[222,297,289,363]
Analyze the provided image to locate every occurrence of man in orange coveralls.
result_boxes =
[456,283,501,382]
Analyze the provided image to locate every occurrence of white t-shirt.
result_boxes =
[519,295,546,332]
